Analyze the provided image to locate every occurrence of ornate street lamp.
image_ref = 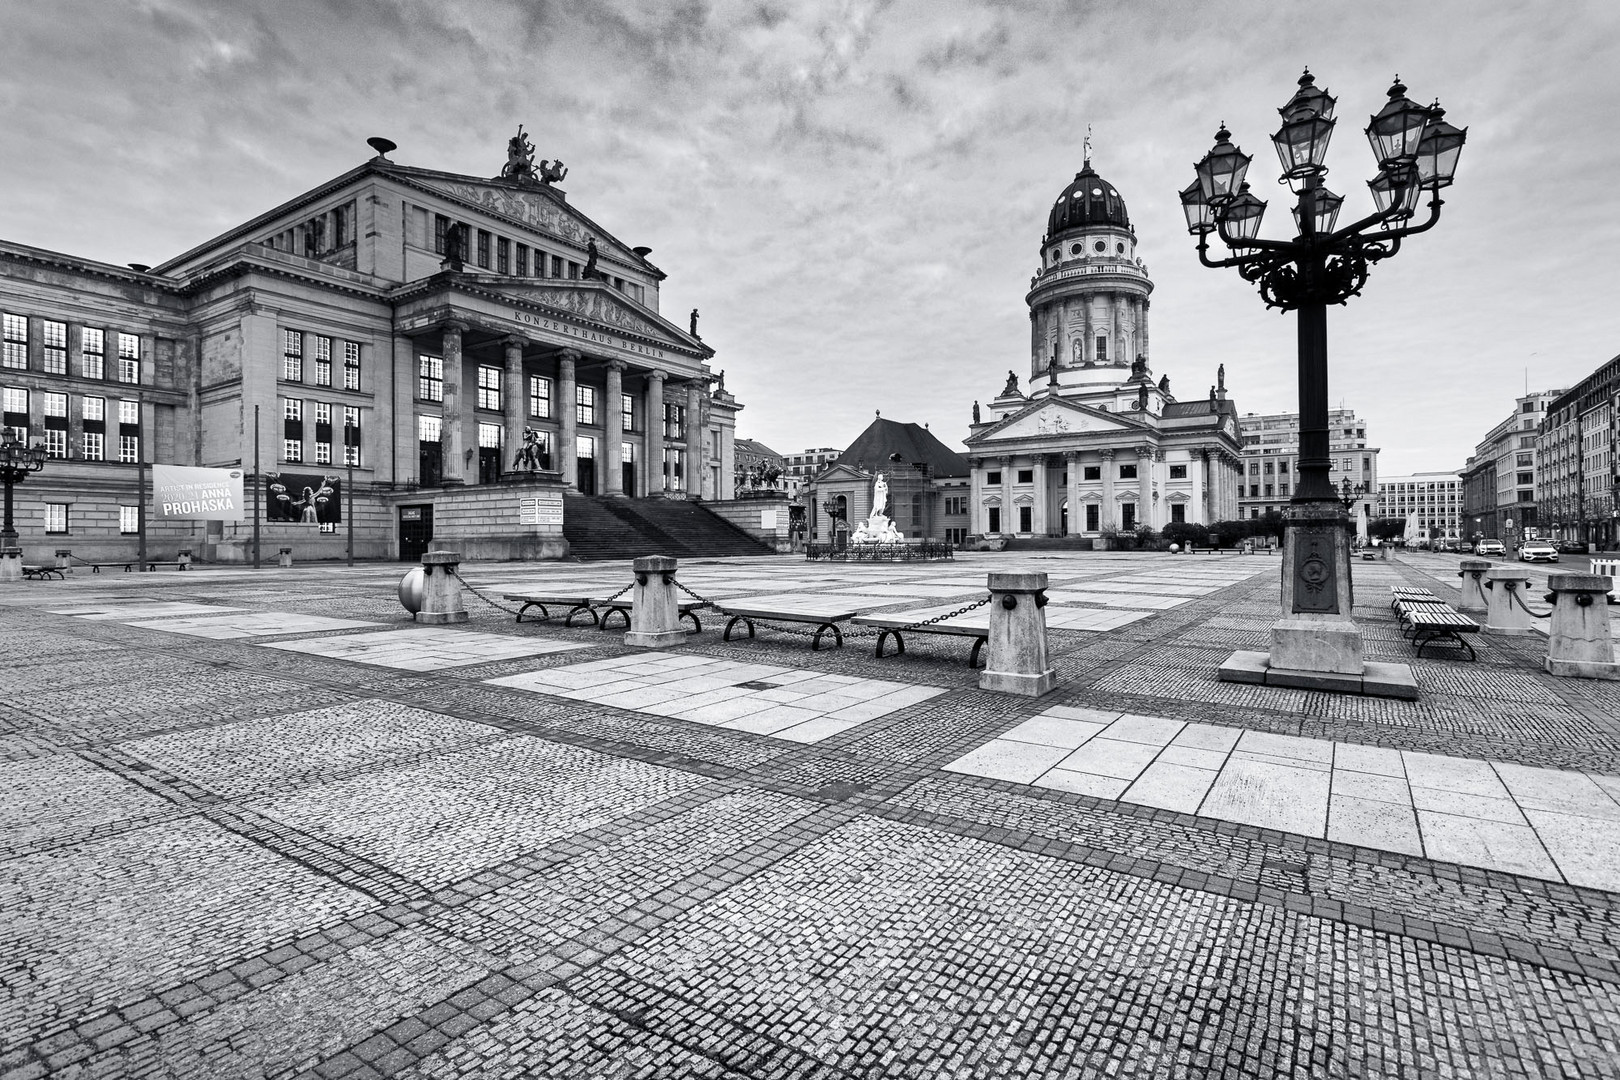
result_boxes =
[1189,70,1466,692]
[1336,478,1367,511]
[1,426,49,579]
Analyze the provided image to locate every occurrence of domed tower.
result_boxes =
[1025,142,1153,388]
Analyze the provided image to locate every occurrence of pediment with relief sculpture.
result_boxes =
[412,177,636,261]
[498,283,692,346]
[970,399,1142,445]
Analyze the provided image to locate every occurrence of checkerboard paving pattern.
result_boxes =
[260,628,589,669]
[486,652,945,743]
[945,705,1620,890]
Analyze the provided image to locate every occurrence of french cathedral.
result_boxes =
[964,150,1244,537]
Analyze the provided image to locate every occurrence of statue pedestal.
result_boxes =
[1218,504,1417,699]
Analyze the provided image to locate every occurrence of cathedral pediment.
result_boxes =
[969,399,1142,445]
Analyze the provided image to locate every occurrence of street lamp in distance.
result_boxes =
[0,427,49,582]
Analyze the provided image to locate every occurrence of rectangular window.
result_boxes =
[418,354,444,402]
[343,341,361,390]
[1250,485,1260,498]
[333,203,350,247]
[986,470,1002,485]
[622,393,635,433]
[1264,484,1274,497]
[1018,505,1032,533]
[477,365,502,410]
[434,214,449,254]
[45,503,68,534]
[2,314,25,369]
[551,255,563,278]
[1086,503,1099,531]
[282,397,302,462]
[117,333,140,383]
[343,405,361,466]
[664,446,684,490]
[42,320,67,374]
[1083,465,1100,481]
[81,327,104,379]
[43,391,66,417]
[1169,464,1187,479]
[83,431,103,461]
[1119,464,1138,480]
[1171,503,1186,524]
[313,335,332,386]
[1095,335,1107,362]
[43,392,68,458]
[120,505,139,534]
[479,422,503,449]
[529,375,551,418]
[576,385,596,425]
[417,414,441,442]
[1121,503,1136,531]
[119,434,140,463]
[664,402,683,440]
[282,330,303,381]
[314,440,331,464]
[496,237,510,275]
[568,261,579,280]
[476,230,490,268]
[82,394,104,460]
[1017,469,1034,484]
[515,244,528,277]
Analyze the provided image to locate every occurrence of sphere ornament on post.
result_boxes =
[1198,70,1465,700]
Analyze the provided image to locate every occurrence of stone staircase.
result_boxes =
[561,496,777,561]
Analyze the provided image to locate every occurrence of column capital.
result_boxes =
[1136,444,1153,459]
[558,347,582,365]
[1063,450,1078,461]
[605,358,626,373]
[998,455,1013,467]
[501,334,527,350]
[647,367,668,383]
[443,320,470,335]
[1100,448,1115,461]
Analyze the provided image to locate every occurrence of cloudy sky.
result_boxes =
[3,0,1618,475]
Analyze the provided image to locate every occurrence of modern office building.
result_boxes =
[1460,389,1563,545]
[1540,358,1619,548]
[963,151,1243,537]
[1236,408,1379,522]
[1376,472,1463,544]
[0,130,736,562]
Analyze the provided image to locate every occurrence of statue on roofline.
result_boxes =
[539,159,568,185]
[501,126,537,182]
[1002,370,1019,396]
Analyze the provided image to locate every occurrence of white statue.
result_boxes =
[850,472,902,544]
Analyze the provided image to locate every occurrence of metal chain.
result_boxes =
[1505,583,1552,619]
[449,571,634,619]
[674,579,991,640]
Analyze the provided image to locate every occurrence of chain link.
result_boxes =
[1505,582,1552,619]
[450,570,634,620]
[674,579,991,641]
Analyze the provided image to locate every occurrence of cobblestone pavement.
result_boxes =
[3,549,1619,1078]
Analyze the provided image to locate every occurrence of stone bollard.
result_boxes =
[624,555,686,648]
[1543,574,1619,679]
[1456,559,1491,614]
[980,571,1057,697]
[1482,566,1537,635]
[277,546,293,568]
[0,547,20,583]
[55,549,72,571]
[416,550,468,624]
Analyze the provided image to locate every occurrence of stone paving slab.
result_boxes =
[124,610,383,638]
[260,628,590,669]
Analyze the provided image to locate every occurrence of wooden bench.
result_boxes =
[850,612,988,668]
[1391,595,1479,660]
[1389,586,1441,611]
[504,592,703,634]
[21,565,64,580]
[718,602,858,651]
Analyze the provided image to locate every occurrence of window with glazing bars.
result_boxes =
[2,314,25,369]
[477,366,501,410]
[117,333,140,383]
[418,355,443,402]
[343,406,361,466]
[313,336,332,386]
[81,327,104,379]
[42,321,66,374]
[575,385,595,426]
[282,330,303,381]
[529,375,550,418]
[343,341,361,390]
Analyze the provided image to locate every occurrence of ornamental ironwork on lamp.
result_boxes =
[0,426,49,549]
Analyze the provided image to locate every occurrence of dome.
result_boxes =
[1046,162,1131,237]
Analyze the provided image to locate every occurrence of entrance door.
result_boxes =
[987,507,1001,534]
[576,436,596,496]
[399,505,433,562]
[622,460,636,496]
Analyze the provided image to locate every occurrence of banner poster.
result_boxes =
[151,464,245,522]
[265,471,342,524]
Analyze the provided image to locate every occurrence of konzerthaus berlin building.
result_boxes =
[964,151,1244,537]
[0,130,735,561]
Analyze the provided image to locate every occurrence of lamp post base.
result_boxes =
[0,548,22,583]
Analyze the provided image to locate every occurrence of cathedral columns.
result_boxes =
[1032,455,1048,535]
[440,321,467,486]
[1082,301,1094,365]
[1138,298,1150,360]
[1100,448,1116,530]
[1064,451,1080,536]
[1000,456,1014,536]
[603,360,625,496]
[558,349,578,489]
[1196,449,1210,524]
[1138,446,1154,529]
[501,336,526,476]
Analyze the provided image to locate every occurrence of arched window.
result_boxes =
[835,494,848,526]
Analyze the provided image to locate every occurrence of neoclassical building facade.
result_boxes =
[964,155,1243,536]
[0,131,737,560]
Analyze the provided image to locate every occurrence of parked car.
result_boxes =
[1519,540,1559,563]
[963,533,1007,552]
[1474,539,1506,557]
[1557,540,1589,554]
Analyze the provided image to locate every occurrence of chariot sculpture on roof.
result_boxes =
[501,125,537,182]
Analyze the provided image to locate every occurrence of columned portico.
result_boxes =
[441,322,468,485]
[645,369,665,495]
[604,360,625,495]
[558,349,579,489]
[502,335,525,474]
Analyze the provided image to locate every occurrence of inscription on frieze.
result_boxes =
[1291,526,1340,615]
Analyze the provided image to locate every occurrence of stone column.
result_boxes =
[1194,449,1208,524]
[501,336,526,475]
[1064,451,1079,536]
[1000,456,1014,536]
[603,360,625,496]
[645,369,665,494]
[980,571,1057,697]
[1100,448,1116,530]
[1031,455,1048,535]
[558,349,578,490]
[1139,298,1150,360]
[1082,301,1093,365]
[1138,447,1154,530]
[685,381,703,497]
[440,322,467,485]
[1544,574,1619,678]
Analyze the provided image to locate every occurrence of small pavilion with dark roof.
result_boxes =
[804,416,971,544]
